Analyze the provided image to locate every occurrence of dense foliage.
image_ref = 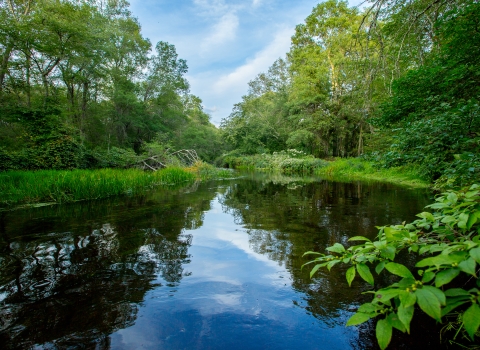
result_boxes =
[0,0,224,170]
[305,184,480,348]
[220,0,479,188]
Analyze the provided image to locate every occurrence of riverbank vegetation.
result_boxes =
[0,167,195,207]
[220,0,479,190]
[0,162,233,208]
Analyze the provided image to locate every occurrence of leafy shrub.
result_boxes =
[304,185,480,349]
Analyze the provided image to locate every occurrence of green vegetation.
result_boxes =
[220,0,479,190]
[304,184,480,348]
[0,167,196,207]
[0,0,225,171]
[222,149,328,175]
[314,158,429,188]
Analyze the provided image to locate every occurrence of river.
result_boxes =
[0,173,441,349]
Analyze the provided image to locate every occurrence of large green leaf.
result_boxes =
[469,247,480,263]
[435,268,460,287]
[397,304,414,333]
[462,303,480,340]
[415,288,442,321]
[357,263,374,285]
[385,262,414,279]
[458,257,477,276]
[376,318,393,350]
[423,285,446,306]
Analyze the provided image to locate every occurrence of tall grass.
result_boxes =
[314,158,429,187]
[0,167,196,206]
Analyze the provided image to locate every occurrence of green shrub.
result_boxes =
[304,184,480,349]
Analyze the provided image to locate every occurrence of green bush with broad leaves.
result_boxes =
[304,184,480,349]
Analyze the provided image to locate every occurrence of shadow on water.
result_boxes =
[0,174,443,349]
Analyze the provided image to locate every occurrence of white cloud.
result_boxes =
[201,12,239,53]
[213,27,292,95]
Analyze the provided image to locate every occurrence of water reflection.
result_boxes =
[0,186,214,348]
[0,175,434,349]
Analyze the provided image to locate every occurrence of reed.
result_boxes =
[0,167,196,206]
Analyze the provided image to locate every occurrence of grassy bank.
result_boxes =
[223,153,429,188]
[0,167,197,207]
[314,158,429,188]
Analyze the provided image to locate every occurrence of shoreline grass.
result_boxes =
[314,158,429,188]
[0,167,196,208]
[224,154,430,188]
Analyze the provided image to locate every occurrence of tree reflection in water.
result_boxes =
[0,185,213,349]
[219,175,433,346]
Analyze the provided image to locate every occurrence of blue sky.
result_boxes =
[129,0,363,126]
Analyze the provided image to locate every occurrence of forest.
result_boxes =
[0,0,478,189]
[221,0,479,189]
[0,1,479,349]
[0,0,223,170]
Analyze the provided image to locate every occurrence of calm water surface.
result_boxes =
[0,173,437,349]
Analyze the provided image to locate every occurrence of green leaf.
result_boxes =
[346,312,372,326]
[458,213,469,229]
[349,236,371,242]
[441,216,456,224]
[399,290,416,308]
[416,212,435,222]
[358,303,380,313]
[327,260,339,271]
[380,246,396,260]
[357,263,374,285]
[458,257,477,276]
[397,304,414,333]
[346,266,356,287]
[375,288,402,303]
[326,243,345,253]
[415,288,442,321]
[442,300,470,317]
[422,270,435,283]
[447,192,458,204]
[427,202,448,209]
[466,213,477,230]
[462,303,480,340]
[423,285,446,306]
[385,262,414,279]
[375,261,386,275]
[384,227,404,241]
[444,288,471,297]
[309,263,323,278]
[435,268,460,287]
[416,253,466,268]
[469,247,480,264]
[376,318,393,350]
[387,312,406,333]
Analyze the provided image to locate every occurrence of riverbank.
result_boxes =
[314,158,429,188]
[0,164,233,208]
[0,168,194,207]
[223,153,429,188]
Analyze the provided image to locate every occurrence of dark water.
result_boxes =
[0,173,437,349]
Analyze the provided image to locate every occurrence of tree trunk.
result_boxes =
[0,43,14,92]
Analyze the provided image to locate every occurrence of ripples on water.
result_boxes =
[0,174,438,349]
